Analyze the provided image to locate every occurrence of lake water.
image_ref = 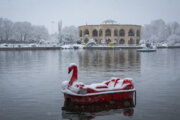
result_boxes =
[0,49,180,120]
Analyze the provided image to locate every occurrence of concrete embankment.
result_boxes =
[156,46,180,49]
[84,46,143,50]
[84,46,180,50]
[0,47,61,50]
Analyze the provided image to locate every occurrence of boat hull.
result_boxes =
[62,98,135,114]
[63,90,136,105]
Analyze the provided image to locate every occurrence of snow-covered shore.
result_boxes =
[0,43,61,50]
[1,43,180,50]
[0,43,61,48]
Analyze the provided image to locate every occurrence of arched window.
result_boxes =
[119,29,125,36]
[84,38,89,43]
[136,30,140,37]
[92,29,98,37]
[114,29,118,36]
[119,39,125,44]
[84,29,89,36]
[128,38,133,44]
[99,29,103,36]
[105,29,111,36]
[106,39,111,44]
[79,30,82,37]
[128,29,134,36]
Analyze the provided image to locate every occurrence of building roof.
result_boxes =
[79,24,141,27]
[102,19,117,24]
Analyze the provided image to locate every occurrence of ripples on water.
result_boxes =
[0,49,180,120]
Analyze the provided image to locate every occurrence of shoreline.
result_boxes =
[0,47,61,50]
[0,46,180,51]
[84,46,143,49]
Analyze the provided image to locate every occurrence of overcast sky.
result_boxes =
[0,0,180,33]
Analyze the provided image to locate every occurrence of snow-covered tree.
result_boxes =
[167,22,180,35]
[32,25,49,42]
[175,27,180,36]
[142,19,167,42]
[13,22,33,41]
[0,17,49,43]
[61,26,78,44]
[167,34,180,45]
[0,18,13,41]
[141,19,180,45]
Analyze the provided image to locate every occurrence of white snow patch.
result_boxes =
[62,87,136,97]
[69,63,77,68]
[69,81,85,93]
[61,44,84,49]
[62,77,134,94]
[61,44,73,49]
[62,81,69,90]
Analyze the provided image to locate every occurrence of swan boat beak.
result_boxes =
[68,69,71,74]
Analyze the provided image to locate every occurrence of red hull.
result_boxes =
[62,98,135,114]
[64,91,136,105]
[62,98,135,119]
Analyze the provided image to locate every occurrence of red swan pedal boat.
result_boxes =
[62,63,136,105]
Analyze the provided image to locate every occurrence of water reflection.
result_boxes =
[1,49,180,120]
[62,98,135,120]
[78,50,141,72]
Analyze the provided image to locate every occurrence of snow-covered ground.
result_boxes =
[0,43,85,49]
[1,43,180,49]
[0,43,61,48]
[60,44,84,49]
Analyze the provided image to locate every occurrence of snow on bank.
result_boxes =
[60,44,84,49]
[0,43,61,48]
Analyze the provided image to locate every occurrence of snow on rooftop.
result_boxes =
[102,19,118,24]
